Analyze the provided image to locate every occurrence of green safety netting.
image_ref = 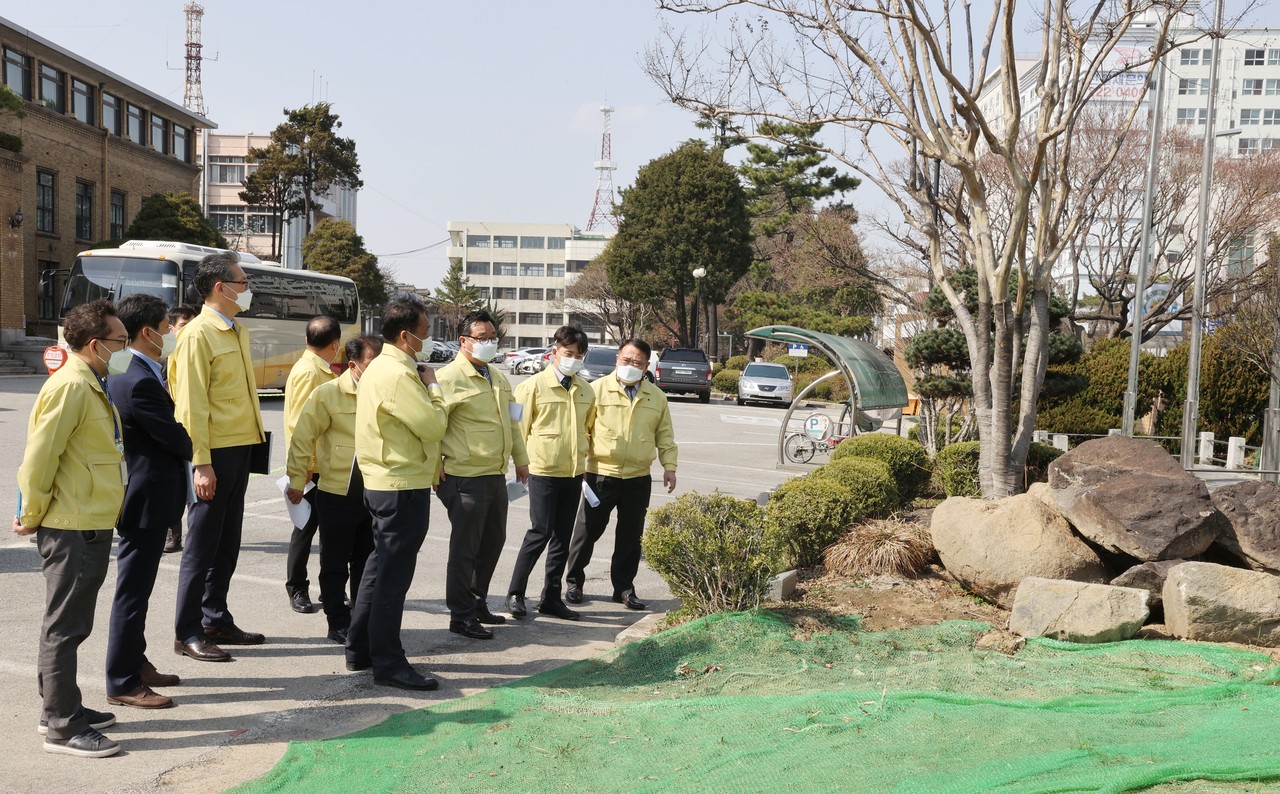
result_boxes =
[745,325,908,410]
[236,612,1280,794]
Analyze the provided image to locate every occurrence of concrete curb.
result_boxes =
[614,612,667,646]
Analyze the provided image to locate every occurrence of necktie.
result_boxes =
[476,365,490,382]
[625,384,637,401]
[561,375,573,391]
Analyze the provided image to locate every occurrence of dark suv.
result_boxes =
[656,348,712,403]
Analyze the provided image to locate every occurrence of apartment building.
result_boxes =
[0,15,211,341]
[445,220,613,347]
[198,132,358,269]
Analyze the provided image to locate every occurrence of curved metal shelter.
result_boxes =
[745,325,909,467]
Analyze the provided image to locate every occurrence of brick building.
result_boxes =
[0,16,214,342]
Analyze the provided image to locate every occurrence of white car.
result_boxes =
[736,362,794,407]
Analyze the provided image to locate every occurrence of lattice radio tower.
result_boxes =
[183,2,206,116]
[586,104,619,231]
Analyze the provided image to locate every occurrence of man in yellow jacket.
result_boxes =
[565,338,677,611]
[168,252,266,663]
[437,310,529,639]
[350,295,447,691]
[506,325,595,621]
[286,335,381,645]
[282,315,341,614]
[15,300,128,758]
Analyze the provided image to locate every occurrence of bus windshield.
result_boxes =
[61,256,180,318]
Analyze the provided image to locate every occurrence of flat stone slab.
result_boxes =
[1009,577,1149,644]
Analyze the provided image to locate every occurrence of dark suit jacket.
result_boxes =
[107,353,194,530]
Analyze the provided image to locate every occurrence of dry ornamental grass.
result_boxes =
[823,517,937,578]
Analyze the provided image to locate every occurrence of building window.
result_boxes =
[495,262,516,276]
[1239,138,1260,155]
[494,235,517,249]
[208,155,245,184]
[36,170,55,233]
[1270,50,1280,66]
[150,115,168,154]
[38,261,61,320]
[548,263,565,278]
[1180,48,1212,66]
[466,234,490,248]
[519,288,544,301]
[494,287,517,300]
[1245,49,1265,66]
[109,190,125,239]
[127,104,144,144]
[173,125,189,161]
[1268,80,1280,96]
[38,64,64,112]
[466,261,490,276]
[75,182,93,241]
[69,78,94,124]
[101,93,121,135]
[547,288,564,301]
[546,236,566,250]
[1241,109,1261,125]
[1265,110,1280,126]
[1243,79,1264,96]
[1228,233,1257,277]
[208,205,244,233]
[1177,79,1208,95]
[566,260,590,273]
[246,206,277,234]
[475,286,491,299]
[519,312,543,325]
[517,337,543,348]
[520,263,545,277]
[1176,108,1207,125]
[2,48,30,99]
[520,236,545,249]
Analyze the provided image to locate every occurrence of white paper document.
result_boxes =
[582,479,601,508]
[507,478,529,502]
[508,402,524,422]
[276,474,316,527]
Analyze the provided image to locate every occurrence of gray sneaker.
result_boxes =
[37,707,116,735]
[42,727,120,758]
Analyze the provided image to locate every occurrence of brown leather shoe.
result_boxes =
[175,636,231,662]
[140,659,180,687]
[107,684,174,709]
[163,527,182,554]
[203,624,265,645]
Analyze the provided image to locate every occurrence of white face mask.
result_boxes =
[223,283,253,313]
[558,355,584,375]
[470,339,499,362]
[95,341,132,376]
[616,365,644,384]
[408,331,432,362]
[148,328,177,358]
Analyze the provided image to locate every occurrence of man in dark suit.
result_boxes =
[105,295,192,709]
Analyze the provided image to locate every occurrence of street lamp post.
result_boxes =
[691,266,706,351]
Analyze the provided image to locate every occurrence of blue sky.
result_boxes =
[13,2,713,290]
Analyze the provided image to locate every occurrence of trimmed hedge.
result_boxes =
[764,475,860,569]
[644,493,774,616]
[812,456,901,518]
[725,355,749,371]
[712,368,741,395]
[830,434,932,502]
[934,440,1066,497]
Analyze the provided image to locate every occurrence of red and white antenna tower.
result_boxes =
[183,2,206,116]
[586,104,618,231]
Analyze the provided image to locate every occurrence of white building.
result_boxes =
[196,132,358,269]
[445,220,614,346]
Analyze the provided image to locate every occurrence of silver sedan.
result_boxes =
[736,362,794,407]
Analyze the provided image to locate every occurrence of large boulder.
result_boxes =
[1211,481,1280,574]
[930,488,1108,607]
[1009,578,1150,643]
[1163,562,1280,645]
[1110,560,1186,613]
[1047,436,1223,561]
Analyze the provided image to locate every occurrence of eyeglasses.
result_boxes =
[95,336,129,346]
[464,335,498,343]
[617,357,648,368]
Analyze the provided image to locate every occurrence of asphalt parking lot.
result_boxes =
[0,370,804,793]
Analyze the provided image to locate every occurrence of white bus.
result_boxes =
[59,240,361,389]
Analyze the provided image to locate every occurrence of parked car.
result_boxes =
[655,347,712,403]
[429,340,454,363]
[578,345,618,383]
[736,361,793,407]
[507,345,552,374]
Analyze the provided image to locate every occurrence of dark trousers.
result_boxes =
[566,473,652,597]
[348,488,429,676]
[316,468,373,632]
[37,528,112,741]
[285,477,320,596]
[437,474,507,620]
[175,444,251,642]
[105,524,167,696]
[508,474,582,602]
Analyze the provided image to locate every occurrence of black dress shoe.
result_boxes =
[175,636,230,662]
[475,604,507,625]
[203,624,265,645]
[374,668,439,691]
[345,657,371,672]
[449,619,494,640]
[163,528,182,554]
[327,626,350,644]
[565,584,583,605]
[507,594,527,618]
[537,600,581,621]
[613,592,647,611]
[290,589,316,614]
